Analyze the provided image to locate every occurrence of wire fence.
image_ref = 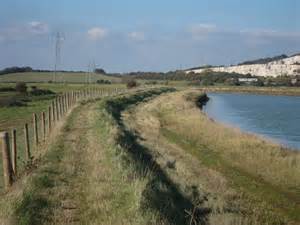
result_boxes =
[0,87,125,192]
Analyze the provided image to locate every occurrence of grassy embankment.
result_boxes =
[196,86,300,96]
[0,88,186,225]
[153,91,300,224]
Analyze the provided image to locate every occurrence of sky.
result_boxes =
[0,0,299,72]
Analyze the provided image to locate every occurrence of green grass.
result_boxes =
[103,89,216,225]
[196,85,300,96]
[6,91,177,224]
[162,128,298,223]
[0,83,125,191]
[151,90,300,224]
[0,72,121,83]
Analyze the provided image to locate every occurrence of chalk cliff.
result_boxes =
[186,55,300,77]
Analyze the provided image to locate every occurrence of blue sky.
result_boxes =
[0,0,299,72]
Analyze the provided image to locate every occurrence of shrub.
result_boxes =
[96,79,112,84]
[30,88,55,96]
[94,68,106,74]
[201,79,214,86]
[31,86,37,91]
[0,87,15,92]
[126,79,138,89]
[0,96,25,107]
[15,82,27,94]
[145,81,158,85]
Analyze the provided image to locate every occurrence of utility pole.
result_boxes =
[53,32,64,83]
[87,60,96,84]
[87,62,90,84]
[91,60,96,84]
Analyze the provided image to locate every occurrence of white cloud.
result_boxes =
[188,23,217,39]
[239,29,300,46]
[240,29,300,39]
[28,21,49,35]
[87,27,108,40]
[128,31,145,41]
[0,21,49,41]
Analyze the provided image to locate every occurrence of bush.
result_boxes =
[0,66,33,76]
[0,96,26,107]
[96,79,111,84]
[201,79,214,86]
[94,68,106,74]
[0,87,15,92]
[145,81,158,85]
[30,88,55,96]
[15,82,27,94]
[126,79,138,89]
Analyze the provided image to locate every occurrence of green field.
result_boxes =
[0,72,121,83]
[0,83,126,191]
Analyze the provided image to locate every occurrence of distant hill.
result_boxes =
[238,54,288,65]
[186,53,300,77]
[0,72,121,83]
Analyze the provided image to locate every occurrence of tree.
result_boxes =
[94,68,106,74]
[126,79,138,88]
[15,82,27,94]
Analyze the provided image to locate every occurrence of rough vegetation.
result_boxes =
[0,87,299,225]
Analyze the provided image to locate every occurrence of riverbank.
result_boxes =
[2,88,299,224]
[138,90,300,224]
[196,86,300,96]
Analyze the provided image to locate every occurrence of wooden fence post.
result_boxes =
[68,93,70,108]
[1,132,14,189]
[33,113,38,146]
[59,97,63,117]
[24,123,31,161]
[58,96,62,116]
[11,129,17,175]
[48,106,52,133]
[55,98,59,121]
[65,94,68,111]
[41,112,46,141]
[52,101,56,123]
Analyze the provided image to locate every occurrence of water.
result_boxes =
[203,92,300,150]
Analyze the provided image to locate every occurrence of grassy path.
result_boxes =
[7,98,157,225]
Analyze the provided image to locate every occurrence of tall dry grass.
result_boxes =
[155,91,300,189]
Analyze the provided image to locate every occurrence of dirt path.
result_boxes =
[10,94,172,225]
[21,102,101,224]
[11,100,146,225]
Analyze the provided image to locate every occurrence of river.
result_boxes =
[203,92,300,150]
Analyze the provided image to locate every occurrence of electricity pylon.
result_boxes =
[53,32,65,83]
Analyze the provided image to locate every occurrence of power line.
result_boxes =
[53,32,65,83]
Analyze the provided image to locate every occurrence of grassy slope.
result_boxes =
[0,72,121,83]
[152,91,300,224]
[196,86,300,96]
